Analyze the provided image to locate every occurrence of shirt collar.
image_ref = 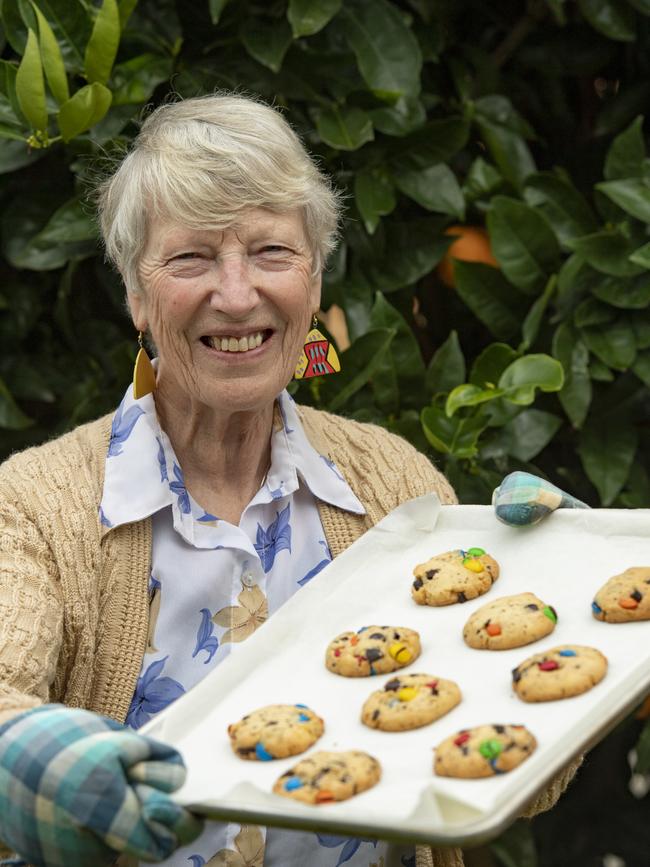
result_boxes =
[99,382,365,537]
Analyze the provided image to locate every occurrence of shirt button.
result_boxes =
[242,571,256,588]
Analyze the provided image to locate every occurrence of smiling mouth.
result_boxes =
[200,330,272,353]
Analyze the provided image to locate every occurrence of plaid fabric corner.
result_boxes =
[0,705,201,867]
[493,471,589,527]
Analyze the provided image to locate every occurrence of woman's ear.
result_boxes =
[310,272,322,314]
[127,289,148,333]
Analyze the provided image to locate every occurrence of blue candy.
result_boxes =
[297,713,310,722]
[284,776,303,791]
[591,601,602,615]
[559,649,577,657]
[294,704,308,709]
[255,742,274,761]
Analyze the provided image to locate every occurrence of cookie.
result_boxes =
[412,547,499,606]
[227,704,324,760]
[325,625,421,677]
[511,644,607,702]
[462,592,558,650]
[273,750,381,804]
[434,724,536,778]
[361,673,461,732]
[592,567,650,622]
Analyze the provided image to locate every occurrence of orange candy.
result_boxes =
[619,597,639,609]
[315,790,335,803]
[350,635,359,646]
[486,623,502,636]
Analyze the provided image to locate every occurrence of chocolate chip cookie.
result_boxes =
[463,592,558,650]
[361,673,461,732]
[228,704,324,760]
[412,548,499,606]
[511,644,607,702]
[325,625,421,677]
[273,750,381,804]
[434,723,537,778]
[592,567,650,622]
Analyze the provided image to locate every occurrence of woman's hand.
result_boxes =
[0,705,203,867]
[493,471,589,526]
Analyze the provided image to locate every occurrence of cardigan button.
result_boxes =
[242,571,256,587]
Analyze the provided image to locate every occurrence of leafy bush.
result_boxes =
[0,3,649,858]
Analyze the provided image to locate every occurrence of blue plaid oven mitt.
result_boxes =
[493,471,589,526]
[0,704,203,867]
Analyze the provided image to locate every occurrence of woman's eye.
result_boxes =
[259,245,289,254]
[172,252,201,261]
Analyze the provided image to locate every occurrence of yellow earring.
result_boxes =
[133,332,156,398]
[294,316,341,380]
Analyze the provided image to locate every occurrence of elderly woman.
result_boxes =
[0,95,576,867]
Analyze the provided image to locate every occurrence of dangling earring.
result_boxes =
[294,316,341,380]
[133,331,156,398]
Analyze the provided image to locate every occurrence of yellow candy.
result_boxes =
[388,642,412,663]
[463,558,484,573]
[397,687,418,702]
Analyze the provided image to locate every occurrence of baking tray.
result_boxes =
[142,496,650,846]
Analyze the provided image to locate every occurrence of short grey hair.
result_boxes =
[97,93,342,293]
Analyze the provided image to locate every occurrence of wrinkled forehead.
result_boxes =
[142,206,312,256]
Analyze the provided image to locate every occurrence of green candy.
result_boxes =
[467,547,485,556]
[479,738,503,760]
[543,605,557,623]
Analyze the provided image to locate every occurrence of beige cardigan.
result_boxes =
[0,406,577,867]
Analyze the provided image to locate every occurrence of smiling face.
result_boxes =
[130,208,321,415]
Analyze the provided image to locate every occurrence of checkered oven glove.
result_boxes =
[493,471,590,527]
[0,704,203,867]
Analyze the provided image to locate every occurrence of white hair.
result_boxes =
[97,93,342,293]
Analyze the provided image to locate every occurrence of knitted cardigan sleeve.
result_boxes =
[0,467,64,725]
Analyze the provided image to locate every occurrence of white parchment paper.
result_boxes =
[143,497,650,844]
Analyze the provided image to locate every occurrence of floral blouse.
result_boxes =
[100,384,414,867]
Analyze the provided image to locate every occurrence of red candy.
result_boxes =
[334,649,341,657]
[538,660,559,671]
[454,732,470,746]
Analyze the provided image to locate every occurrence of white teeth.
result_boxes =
[209,332,265,352]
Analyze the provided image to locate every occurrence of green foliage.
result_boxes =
[0,0,648,513]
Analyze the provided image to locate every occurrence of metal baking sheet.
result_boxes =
[142,496,650,846]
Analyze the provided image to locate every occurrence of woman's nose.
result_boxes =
[208,252,259,316]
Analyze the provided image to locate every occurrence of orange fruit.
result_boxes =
[437,225,498,288]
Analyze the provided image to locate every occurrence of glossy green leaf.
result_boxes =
[470,343,519,387]
[426,331,466,395]
[590,273,650,309]
[57,81,112,141]
[604,115,645,180]
[392,116,470,170]
[241,16,292,72]
[354,167,396,235]
[341,0,422,100]
[486,196,561,295]
[0,122,26,140]
[632,349,650,387]
[580,319,637,370]
[324,327,395,412]
[568,230,646,277]
[35,0,91,70]
[0,375,33,429]
[394,163,465,219]
[15,28,47,131]
[368,292,425,412]
[33,198,97,243]
[84,0,119,85]
[0,58,24,123]
[498,354,565,405]
[552,322,592,428]
[453,260,525,339]
[628,309,650,348]
[316,105,373,151]
[287,0,341,37]
[520,276,556,352]
[629,241,650,268]
[574,298,615,328]
[578,0,636,41]
[354,218,449,292]
[421,404,489,458]
[118,0,138,27]
[208,0,229,25]
[446,383,503,416]
[589,358,615,381]
[595,178,650,223]
[523,172,598,246]
[463,157,502,202]
[110,52,172,105]
[578,418,638,505]
[499,409,563,462]
[31,1,68,104]
[474,102,536,190]
[368,94,425,137]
